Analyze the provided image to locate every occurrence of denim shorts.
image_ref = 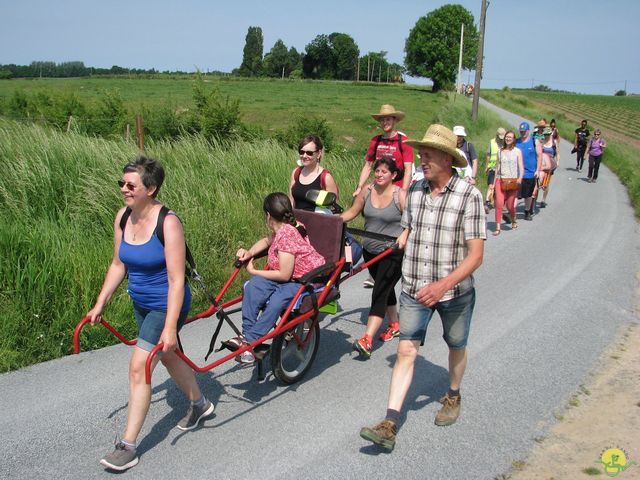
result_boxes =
[399,288,475,348]
[133,306,188,352]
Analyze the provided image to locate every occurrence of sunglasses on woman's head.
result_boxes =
[299,149,317,156]
[118,180,138,191]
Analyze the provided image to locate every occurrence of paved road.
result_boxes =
[2,101,638,479]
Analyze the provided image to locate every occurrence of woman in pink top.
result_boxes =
[586,129,606,183]
[226,192,325,364]
[492,131,524,236]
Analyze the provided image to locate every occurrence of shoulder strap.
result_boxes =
[156,205,197,272]
[119,207,132,233]
[396,133,404,155]
[156,206,169,246]
[294,166,303,183]
[369,135,383,161]
[319,169,328,190]
[393,186,401,210]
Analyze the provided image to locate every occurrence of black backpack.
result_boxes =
[368,134,405,162]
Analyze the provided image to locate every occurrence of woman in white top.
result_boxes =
[492,130,524,236]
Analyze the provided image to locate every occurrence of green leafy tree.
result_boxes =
[329,33,359,80]
[288,47,303,78]
[263,39,290,77]
[303,34,334,79]
[405,4,478,91]
[238,26,264,77]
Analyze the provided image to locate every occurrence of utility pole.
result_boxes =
[471,0,488,121]
[457,23,465,95]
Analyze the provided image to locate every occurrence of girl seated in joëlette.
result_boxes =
[226,192,325,364]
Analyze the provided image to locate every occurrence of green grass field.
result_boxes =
[0,76,486,153]
[0,78,510,370]
[482,89,640,216]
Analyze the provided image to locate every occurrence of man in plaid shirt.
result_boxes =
[361,124,486,451]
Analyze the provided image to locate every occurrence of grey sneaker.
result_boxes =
[360,420,397,451]
[100,441,138,471]
[177,399,215,431]
[363,276,375,288]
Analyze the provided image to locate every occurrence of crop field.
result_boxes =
[484,89,640,148]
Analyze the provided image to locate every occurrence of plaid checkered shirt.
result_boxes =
[401,174,486,301]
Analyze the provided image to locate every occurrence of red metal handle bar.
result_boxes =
[144,258,346,384]
[73,316,138,354]
[74,266,244,352]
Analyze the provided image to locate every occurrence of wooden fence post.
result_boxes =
[135,114,144,151]
[66,115,73,133]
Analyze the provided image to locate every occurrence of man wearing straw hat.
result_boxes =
[360,124,486,451]
[354,104,415,197]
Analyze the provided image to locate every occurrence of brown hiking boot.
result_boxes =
[434,393,461,426]
[359,419,397,451]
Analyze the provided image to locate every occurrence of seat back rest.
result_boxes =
[293,209,344,264]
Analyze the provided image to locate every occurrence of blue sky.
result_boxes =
[2,0,639,95]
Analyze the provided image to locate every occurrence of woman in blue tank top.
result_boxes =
[340,157,406,358]
[86,155,213,471]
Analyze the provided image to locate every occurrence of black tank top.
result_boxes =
[291,174,322,211]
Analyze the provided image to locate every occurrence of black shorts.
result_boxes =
[487,169,495,185]
[520,178,536,198]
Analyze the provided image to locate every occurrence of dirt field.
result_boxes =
[504,318,640,479]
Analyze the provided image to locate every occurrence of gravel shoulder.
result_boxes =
[509,317,640,479]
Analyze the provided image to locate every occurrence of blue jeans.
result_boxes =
[399,288,475,348]
[241,276,301,343]
[133,306,188,352]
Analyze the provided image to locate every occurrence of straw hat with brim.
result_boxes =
[404,124,468,169]
[372,104,405,122]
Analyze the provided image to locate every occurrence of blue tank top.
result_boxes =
[516,136,537,179]
[119,230,191,313]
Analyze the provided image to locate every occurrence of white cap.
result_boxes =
[453,125,467,137]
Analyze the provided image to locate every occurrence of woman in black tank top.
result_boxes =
[288,135,338,212]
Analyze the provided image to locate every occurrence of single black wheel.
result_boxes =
[271,317,320,384]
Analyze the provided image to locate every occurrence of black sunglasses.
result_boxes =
[299,149,317,156]
[118,180,138,191]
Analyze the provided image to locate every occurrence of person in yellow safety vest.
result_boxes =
[484,127,506,213]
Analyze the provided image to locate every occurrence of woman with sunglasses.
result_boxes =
[86,155,213,471]
[289,135,338,213]
[586,129,606,183]
[340,157,406,357]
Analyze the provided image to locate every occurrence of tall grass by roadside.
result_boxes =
[482,90,640,216]
[0,94,506,371]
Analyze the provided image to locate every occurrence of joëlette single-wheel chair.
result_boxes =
[74,207,398,385]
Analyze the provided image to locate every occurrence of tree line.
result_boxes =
[235,4,478,89]
[1,5,479,92]
[0,61,228,80]
[236,28,404,83]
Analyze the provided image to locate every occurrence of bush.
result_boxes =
[614,89,627,96]
[85,89,128,138]
[141,103,184,141]
[189,73,244,142]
